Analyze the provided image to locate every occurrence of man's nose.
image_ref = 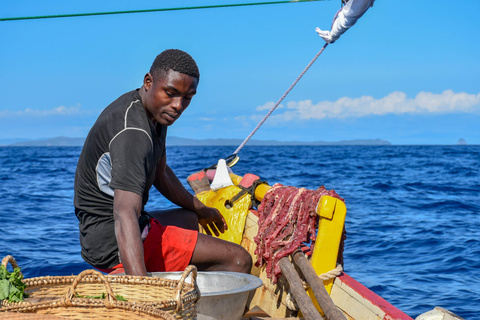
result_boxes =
[171,98,182,112]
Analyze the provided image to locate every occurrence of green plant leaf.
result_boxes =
[0,265,27,302]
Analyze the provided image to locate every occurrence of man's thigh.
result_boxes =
[143,219,198,272]
[148,208,199,231]
[190,232,252,272]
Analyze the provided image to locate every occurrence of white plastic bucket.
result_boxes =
[149,271,263,320]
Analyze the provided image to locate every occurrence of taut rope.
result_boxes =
[233,43,329,155]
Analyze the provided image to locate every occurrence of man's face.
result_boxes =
[142,69,198,126]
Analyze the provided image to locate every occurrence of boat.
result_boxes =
[184,159,464,320]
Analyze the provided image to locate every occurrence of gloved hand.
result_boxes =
[315,27,334,43]
[315,0,374,44]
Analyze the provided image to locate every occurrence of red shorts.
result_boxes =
[98,218,198,274]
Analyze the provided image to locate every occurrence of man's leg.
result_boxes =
[149,208,199,230]
[149,208,252,274]
[191,233,252,274]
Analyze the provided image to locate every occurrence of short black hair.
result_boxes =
[150,49,200,82]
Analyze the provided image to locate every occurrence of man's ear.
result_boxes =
[143,73,153,91]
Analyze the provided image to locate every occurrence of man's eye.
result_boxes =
[165,91,175,97]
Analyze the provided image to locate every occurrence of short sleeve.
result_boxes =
[109,128,153,196]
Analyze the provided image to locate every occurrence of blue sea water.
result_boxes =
[0,145,479,319]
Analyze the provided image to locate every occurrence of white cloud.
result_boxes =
[0,105,83,117]
[256,102,284,111]
[257,90,480,122]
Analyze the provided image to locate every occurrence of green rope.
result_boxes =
[1,0,327,22]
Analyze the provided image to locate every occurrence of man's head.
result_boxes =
[141,49,199,127]
[150,49,200,83]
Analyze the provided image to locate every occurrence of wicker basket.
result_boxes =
[1,256,199,320]
[0,312,73,319]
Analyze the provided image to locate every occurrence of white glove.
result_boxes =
[316,0,374,43]
[315,27,334,43]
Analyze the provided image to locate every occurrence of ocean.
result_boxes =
[0,145,478,319]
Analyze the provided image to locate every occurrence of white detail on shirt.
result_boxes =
[96,152,114,197]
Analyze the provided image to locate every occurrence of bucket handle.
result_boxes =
[61,269,117,309]
[1,255,23,276]
[174,265,199,313]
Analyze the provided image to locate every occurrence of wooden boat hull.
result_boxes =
[187,167,415,319]
[241,210,413,320]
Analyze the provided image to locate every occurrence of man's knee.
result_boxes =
[228,244,253,274]
[236,247,253,274]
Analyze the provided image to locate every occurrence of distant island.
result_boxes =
[166,137,391,146]
[0,136,392,147]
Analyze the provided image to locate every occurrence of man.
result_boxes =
[315,0,375,43]
[74,49,252,276]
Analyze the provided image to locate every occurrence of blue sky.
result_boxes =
[1,0,479,145]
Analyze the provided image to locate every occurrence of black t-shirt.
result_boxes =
[74,89,166,269]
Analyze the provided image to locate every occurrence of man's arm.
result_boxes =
[113,189,147,276]
[316,0,374,43]
[154,155,227,236]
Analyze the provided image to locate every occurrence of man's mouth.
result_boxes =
[164,112,178,122]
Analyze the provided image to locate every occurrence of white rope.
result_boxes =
[285,291,300,311]
[318,263,343,281]
[233,43,329,155]
[285,263,343,311]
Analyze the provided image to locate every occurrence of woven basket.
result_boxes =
[1,256,199,320]
[0,312,73,320]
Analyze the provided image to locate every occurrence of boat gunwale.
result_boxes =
[333,272,413,320]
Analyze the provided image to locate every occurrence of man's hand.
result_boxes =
[316,0,374,44]
[315,27,334,43]
[153,157,228,236]
[196,204,228,237]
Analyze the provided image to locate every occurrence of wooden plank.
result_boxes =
[292,249,346,320]
[279,257,323,320]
